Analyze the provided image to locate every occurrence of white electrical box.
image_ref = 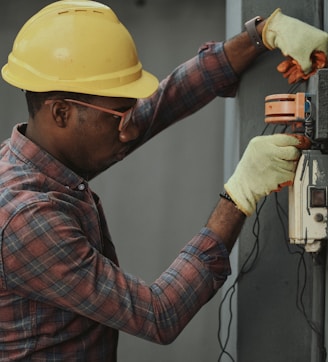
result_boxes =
[289,150,328,252]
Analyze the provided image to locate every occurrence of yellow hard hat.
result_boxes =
[1,0,159,98]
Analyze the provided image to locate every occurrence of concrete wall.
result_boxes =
[229,1,324,361]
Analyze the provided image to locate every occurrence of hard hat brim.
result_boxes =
[2,64,159,99]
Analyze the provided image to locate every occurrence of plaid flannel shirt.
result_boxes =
[0,41,238,361]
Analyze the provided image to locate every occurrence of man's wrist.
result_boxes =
[219,191,236,205]
[206,197,246,252]
[244,16,267,53]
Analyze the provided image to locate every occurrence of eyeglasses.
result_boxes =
[65,99,135,131]
[45,98,135,131]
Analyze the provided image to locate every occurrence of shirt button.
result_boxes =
[78,183,86,191]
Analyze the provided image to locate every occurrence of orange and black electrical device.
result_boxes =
[264,69,328,252]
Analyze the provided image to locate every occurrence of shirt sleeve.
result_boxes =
[1,200,231,345]
[131,41,239,143]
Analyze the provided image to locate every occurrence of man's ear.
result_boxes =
[49,100,72,128]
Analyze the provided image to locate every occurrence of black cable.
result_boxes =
[274,191,325,345]
[217,198,267,361]
[273,124,325,336]
[217,121,274,360]
[217,80,314,360]
[217,283,237,362]
[276,196,313,333]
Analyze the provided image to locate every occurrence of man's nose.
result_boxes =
[118,122,140,143]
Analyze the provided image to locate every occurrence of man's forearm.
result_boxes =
[206,198,246,253]
[224,19,267,75]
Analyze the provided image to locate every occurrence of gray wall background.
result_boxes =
[1,1,326,362]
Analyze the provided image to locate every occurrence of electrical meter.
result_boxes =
[264,69,328,252]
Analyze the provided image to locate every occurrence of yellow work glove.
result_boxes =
[224,134,301,216]
[263,8,328,74]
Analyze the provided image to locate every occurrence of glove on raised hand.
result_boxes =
[224,134,301,216]
[277,51,327,84]
[263,8,328,74]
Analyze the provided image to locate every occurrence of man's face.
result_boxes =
[57,96,138,179]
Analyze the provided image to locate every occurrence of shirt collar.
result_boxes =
[9,123,86,190]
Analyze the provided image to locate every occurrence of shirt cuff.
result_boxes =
[181,227,232,285]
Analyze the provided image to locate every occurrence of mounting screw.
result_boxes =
[314,213,324,222]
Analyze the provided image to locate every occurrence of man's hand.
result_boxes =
[224,134,301,216]
[262,8,328,78]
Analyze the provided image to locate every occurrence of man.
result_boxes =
[0,1,327,360]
